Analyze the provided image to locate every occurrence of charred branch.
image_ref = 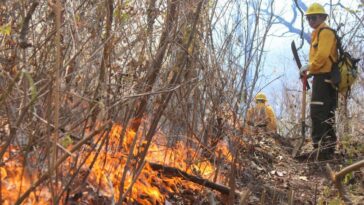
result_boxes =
[19,2,39,48]
[149,162,233,195]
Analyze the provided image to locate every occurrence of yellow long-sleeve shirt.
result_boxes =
[246,103,277,134]
[309,23,338,74]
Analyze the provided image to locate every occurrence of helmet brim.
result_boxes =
[305,12,328,16]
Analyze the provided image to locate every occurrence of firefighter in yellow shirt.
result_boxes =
[246,92,277,136]
[299,3,337,158]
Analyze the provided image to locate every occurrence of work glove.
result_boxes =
[299,64,309,75]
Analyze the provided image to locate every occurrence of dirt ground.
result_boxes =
[233,134,364,205]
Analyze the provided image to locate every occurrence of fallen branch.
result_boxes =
[334,159,364,179]
[149,162,232,195]
[325,159,364,204]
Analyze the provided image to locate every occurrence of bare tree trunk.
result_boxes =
[90,0,114,125]
[48,0,63,201]
[129,0,179,133]
[136,0,204,170]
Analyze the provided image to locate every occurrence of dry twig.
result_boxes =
[325,159,364,204]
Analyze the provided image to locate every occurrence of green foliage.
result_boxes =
[342,172,354,185]
[22,70,37,102]
[340,135,361,159]
[357,143,364,153]
[114,4,122,21]
[114,2,131,23]
[318,186,345,205]
[60,135,73,148]
[322,186,332,198]
[120,13,130,23]
[318,196,344,205]
[0,22,11,36]
[328,198,343,205]
[207,0,215,9]
[125,0,131,6]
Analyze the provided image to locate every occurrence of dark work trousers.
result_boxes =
[310,73,337,151]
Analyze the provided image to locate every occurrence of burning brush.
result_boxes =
[0,123,233,204]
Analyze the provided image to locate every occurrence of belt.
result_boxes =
[311,72,331,76]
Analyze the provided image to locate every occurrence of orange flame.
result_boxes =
[1,146,51,204]
[1,123,232,204]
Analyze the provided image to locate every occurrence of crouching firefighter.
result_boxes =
[299,3,338,159]
[246,92,277,137]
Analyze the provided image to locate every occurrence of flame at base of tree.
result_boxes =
[0,123,232,204]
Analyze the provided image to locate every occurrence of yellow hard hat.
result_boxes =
[305,3,327,16]
[255,92,267,102]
